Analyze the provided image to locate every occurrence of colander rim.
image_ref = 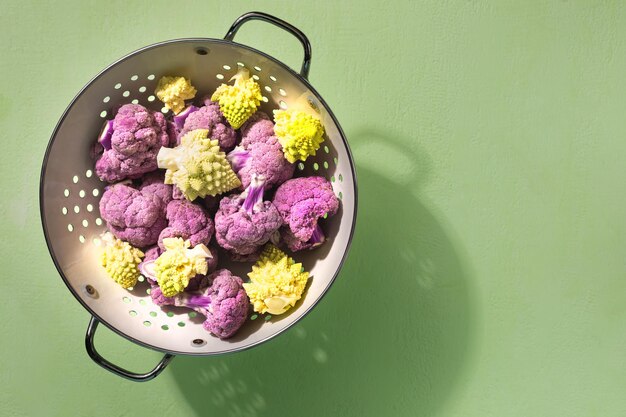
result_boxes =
[40,36,358,356]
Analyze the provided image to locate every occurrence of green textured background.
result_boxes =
[1,1,625,416]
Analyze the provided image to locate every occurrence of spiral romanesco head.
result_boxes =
[100,232,144,289]
[273,109,325,163]
[243,244,310,315]
[154,238,211,297]
[157,129,241,200]
[154,76,197,114]
[211,67,263,129]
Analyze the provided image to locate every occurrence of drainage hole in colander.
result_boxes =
[73,205,80,213]
[222,64,231,70]
[253,66,262,72]
[252,75,260,81]
[78,190,85,198]
[161,107,169,114]
[323,145,330,154]
[67,224,73,232]
[82,219,88,227]
[261,96,268,103]
[338,174,343,182]
[85,169,93,178]
[166,311,174,318]
[72,175,79,184]
[139,86,146,93]
[122,296,131,303]
[64,189,70,197]
[103,96,110,103]
[137,275,144,282]
[331,175,335,182]
[92,189,99,197]
[269,75,277,82]
[148,95,155,102]
[195,47,208,55]
[86,204,93,212]
[129,310,137,317]
[143,321,151,327]
[250,314,258,321]
[192,339,206,347]
[188,312,197,318]
[145,288,151,295]
[333,157,338,165]
[279,100,287,109]
[79,235,85,243]
[114,83,122,89]
[313,163,319,171]
[122,90,130,97]
[95,218,103,226]
[147,74,155,80]
[178,322,185,327]
[297,163,304,171]
[61,207,67,215]
[338,192,343,200]
[161,325,169,331]
[131,74,138,81]
[279,88,287,96]
[132,99,139,105]
[264,86,272,92]
[149,311,157,317]
[92,237,101,246]
[139,299,147,306]
[216,74,224,80]
[323,161,329,169]
[237,62,244,67]
[264,315,273,321]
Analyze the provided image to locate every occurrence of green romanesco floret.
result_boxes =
[100,232,144,289]
[211,67,262,129]
[273,108,325,163]
[155,76,197,114]
[243,244,310,315]
[157,129,241,200]
[154,238,212,297]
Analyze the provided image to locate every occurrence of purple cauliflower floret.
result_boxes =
[150,269,249,339]
[139,171,173,206]
[179,99,237,151]
[228,142,294,190]
[157,199,215,250]
[99,183,167,247]
[272,176,339,251]
[239,112,279,149]
[95,104,172,183]
[200,269,249,339]
[215,175,283,255]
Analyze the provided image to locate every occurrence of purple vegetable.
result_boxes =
[272,176,339,251]
[227,146,251,173]
[173,105,199,130]
[157,199,214,251]
[179,98,237,151]
[214,175,283,255]
[150,269,249,339]
[98,120,114,150]
[99,182,167,247]
[95,104,172,183]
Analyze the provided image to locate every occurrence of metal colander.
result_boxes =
[39,12,357,381]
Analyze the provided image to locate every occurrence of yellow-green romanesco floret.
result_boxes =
[100,232,144,289]
[155,76,197,114]
[154,238,211,297]
[273,108,325,163]
[243,244,310,315]
[211,67,262,129]
[156,129,241,200]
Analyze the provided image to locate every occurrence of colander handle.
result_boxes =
[224,11,312,80]
[85,317,174,382]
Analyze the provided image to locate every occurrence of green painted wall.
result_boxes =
[1,1,625,416]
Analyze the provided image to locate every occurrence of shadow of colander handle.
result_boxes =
[224,11,312,80]
[85,317,174,382]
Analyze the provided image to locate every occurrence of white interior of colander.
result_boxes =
[41,39,355,355]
